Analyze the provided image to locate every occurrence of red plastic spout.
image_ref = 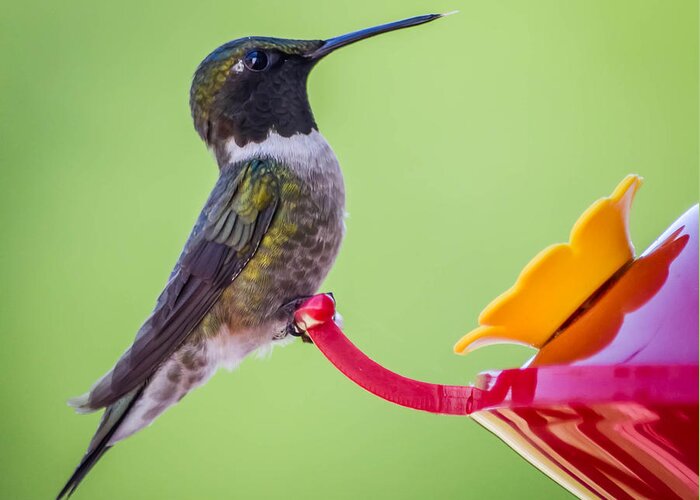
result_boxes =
[294,294,479,416]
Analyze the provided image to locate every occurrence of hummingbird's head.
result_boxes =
[190,37,322,148]
[190,13,451,149]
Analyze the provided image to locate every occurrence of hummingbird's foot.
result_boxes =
[272,320,313,343]
[277,293,336,344]
[276,295,314,343]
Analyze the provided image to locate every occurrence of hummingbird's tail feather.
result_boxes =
[57,385,145,499]
[67,392,98,414]
[56,440,111,500]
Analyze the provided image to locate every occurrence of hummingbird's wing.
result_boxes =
[80,159,280,410]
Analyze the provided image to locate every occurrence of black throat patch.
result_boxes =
[205,56,317,151]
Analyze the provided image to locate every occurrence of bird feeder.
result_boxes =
[294,176,699,499]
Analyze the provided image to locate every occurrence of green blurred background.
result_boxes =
[0,0,697,498]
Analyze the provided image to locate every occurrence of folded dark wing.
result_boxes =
[87,159,280,409]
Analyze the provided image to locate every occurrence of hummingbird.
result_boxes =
[58,13,449,498]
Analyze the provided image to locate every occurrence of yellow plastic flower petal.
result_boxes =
[454,175,642,354]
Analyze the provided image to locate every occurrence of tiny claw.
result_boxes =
[293,293,336,332]
[279,321,303,338]
[278,321,314,344]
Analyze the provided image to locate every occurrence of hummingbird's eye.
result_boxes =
[243,50,269,71]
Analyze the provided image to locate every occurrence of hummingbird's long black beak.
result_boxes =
[306,12,455,60]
